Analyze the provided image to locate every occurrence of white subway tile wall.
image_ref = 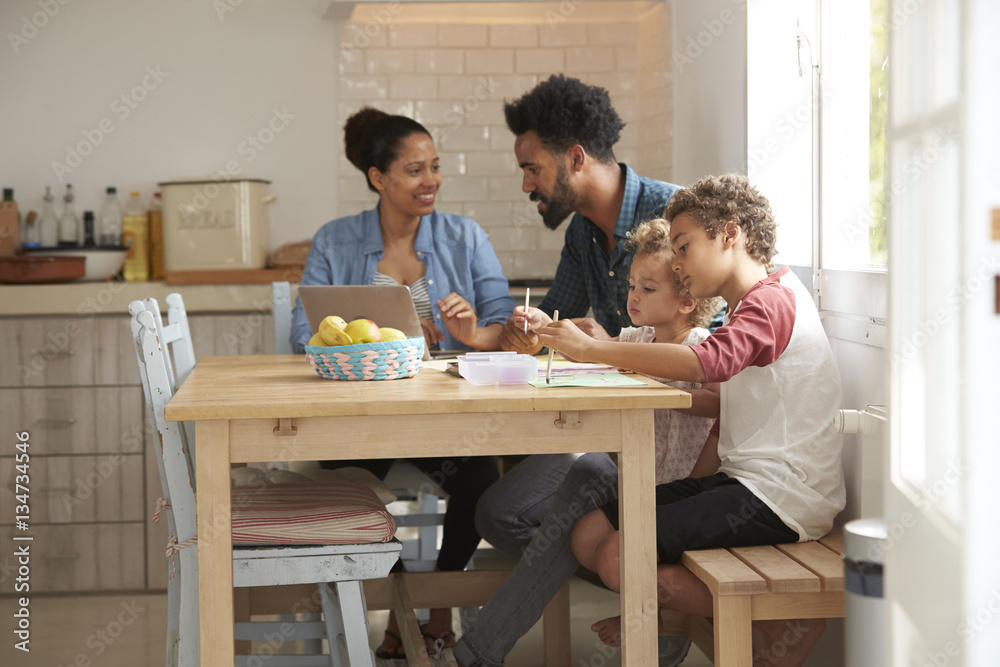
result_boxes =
[336,6,673,280]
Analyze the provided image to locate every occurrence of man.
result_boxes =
[452,75,688,667]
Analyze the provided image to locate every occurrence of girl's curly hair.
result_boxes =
[503,75,624,162]
[664,174,778,272]
[627,218,723,330]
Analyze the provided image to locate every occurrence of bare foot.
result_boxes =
[751,618,826,667]
[591,616,624,647]
[590,613,664,648]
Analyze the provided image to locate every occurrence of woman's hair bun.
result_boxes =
[344,107,389,171]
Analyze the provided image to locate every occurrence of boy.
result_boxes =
[538,174,845,666]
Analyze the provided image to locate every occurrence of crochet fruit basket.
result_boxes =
[305,337,424,380]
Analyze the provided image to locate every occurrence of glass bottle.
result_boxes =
[39,186,59,247]
[1,188,22,253]
[83,211,96,246]
[147,192,165,280]
[59,184,80,246]
[98,187,122,246]
[122,191,149,281]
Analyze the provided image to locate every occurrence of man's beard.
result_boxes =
[530,165,579,230]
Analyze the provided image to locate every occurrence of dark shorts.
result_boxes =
[600,472,799,564]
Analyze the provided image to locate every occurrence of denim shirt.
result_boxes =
[291,207,515,353]
[537,164,681,337]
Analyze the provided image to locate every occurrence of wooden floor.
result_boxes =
[0,577,715,667]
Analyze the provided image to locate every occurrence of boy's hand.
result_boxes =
[536,319,597,362]
[566,317,612,342]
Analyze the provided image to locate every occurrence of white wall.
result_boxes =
[671,0,747,185]
[1,0,340,252]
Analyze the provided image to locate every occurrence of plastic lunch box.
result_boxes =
[456,352,538,386]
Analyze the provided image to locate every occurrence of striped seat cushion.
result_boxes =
[229,481,396,545]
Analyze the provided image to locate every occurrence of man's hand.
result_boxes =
[499,310,544,354]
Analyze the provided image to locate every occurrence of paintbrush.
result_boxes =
[546,310,559,384]
[523,287,530,335]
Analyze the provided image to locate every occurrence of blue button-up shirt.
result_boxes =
[537,164,681,336]
[291,207,515,353]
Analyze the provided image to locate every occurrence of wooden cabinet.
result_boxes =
[0,310,274,593]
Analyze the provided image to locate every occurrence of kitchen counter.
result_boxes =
[0,281,283,316]
[0,282,546,316]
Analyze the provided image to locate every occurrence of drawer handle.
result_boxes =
[35,418,77,428]
[42,552,81,561]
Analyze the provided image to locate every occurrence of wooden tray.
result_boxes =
[165,267,303,285]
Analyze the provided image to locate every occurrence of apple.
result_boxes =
[379,327,407,341]
[343,318,382,344]
[307,332,327,347]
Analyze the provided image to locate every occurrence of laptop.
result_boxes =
[297,284,432,361]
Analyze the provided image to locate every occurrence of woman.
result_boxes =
[291,108,513,353]
[290,108,514,659]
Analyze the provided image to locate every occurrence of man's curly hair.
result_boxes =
[627,218,723,330]
[664,174,778,272]
[503,74,624,162]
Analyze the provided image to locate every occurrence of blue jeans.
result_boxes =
[453,453,692,667]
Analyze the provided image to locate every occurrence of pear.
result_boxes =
[307,332,327,347]
[319,315,350,345]
[379,327,407,342]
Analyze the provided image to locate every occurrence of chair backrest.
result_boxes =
[129,302,198,542]
[272,281,293,354]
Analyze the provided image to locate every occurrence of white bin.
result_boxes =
[159,178,274,271]
[844,517,888,667]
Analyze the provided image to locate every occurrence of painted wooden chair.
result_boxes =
[129,302,402,667]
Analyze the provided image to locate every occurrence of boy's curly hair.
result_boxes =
[664,174,778,272]
[503,75,624,163]
[627,218,723,330]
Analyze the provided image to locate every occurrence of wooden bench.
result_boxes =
[673,532,846,666]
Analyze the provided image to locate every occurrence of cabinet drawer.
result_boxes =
[0,315,139,388]
[0,387,144,455]
[0,523,145,592]
[0,454,144,524]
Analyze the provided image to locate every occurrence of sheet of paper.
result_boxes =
[540,361,628,376]
[530,373,647,388]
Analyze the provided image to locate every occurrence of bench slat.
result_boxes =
[729,545,821,593]
[818,531,845,556]
[776,541,845,592]
[681,548,767,596]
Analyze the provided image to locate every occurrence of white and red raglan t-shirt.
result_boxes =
[691,267,845,540]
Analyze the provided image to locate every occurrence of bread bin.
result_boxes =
[159,178,275,271]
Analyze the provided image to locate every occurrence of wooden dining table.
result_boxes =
[164,354,691,667]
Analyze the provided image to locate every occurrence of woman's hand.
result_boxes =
[437,292,479,348]
[536,319,598,363]
[420,316,445,347]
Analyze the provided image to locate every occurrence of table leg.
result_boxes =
[618,409,658,667]
[196,419,235,666]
